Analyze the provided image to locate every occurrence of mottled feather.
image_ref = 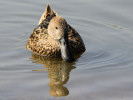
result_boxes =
[26,4,85,57]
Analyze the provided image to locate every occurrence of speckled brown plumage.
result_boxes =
[26,4,85,57]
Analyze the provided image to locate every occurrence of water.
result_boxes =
[0,0,133,100]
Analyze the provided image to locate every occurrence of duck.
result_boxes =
[26,4,85,62]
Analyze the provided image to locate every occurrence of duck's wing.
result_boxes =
[26,19,48,55]
[27,18,61,57]
[67,24,86,55]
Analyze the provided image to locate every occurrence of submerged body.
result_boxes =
[26,4,85,62]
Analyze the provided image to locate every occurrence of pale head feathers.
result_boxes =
[48,15,67,40]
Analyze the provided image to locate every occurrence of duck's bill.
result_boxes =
[59,37,75,62]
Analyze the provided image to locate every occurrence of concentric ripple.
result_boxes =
[68,17,133,70]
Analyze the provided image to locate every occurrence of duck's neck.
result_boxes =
[59,37,75,62]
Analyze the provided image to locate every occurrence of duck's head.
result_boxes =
[48,16,75,62]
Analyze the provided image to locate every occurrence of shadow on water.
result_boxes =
[29,54,77,97]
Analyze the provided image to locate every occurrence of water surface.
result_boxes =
[1,0,133,100]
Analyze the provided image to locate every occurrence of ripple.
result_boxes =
[70,17,133,70]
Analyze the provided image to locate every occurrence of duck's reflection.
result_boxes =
[30,54,76,97]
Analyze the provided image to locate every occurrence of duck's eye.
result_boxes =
[55,27,58,29]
